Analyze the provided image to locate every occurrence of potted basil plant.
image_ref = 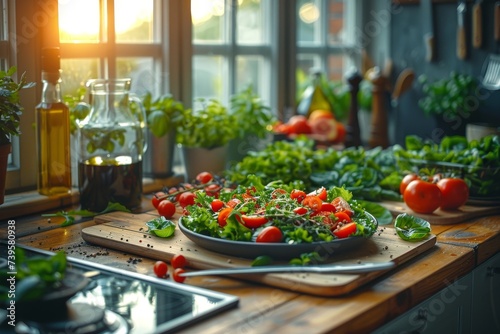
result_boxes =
[228,85,275,164]
[142,93,185,178]
[0,67,35,204]
[418,72,478,137]
[176,98,237,181]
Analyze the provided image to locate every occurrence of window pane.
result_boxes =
[297,0,321,44]
[192,0,225,43]
[60,59,100,95]
[235,55,262,96]
[296,54,320,94]
[59,0,100,43]
[328,0,345,44]
[193,55,224,101]
[115,0,155,43]
[237,0,264,45]
[327,54,344,81]
[116,57,155,95]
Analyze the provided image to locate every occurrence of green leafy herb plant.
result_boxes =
[0,67,35,145]
[176,98,237,148]
[142,92,185,138]
[229,85,274,139]
[418,72,478,120]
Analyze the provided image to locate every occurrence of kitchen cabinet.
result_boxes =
[373,252,500,334]
[470,252,500,333]
[374,273,473,333]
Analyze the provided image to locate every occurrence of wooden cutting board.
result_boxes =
[82,211,437,296]
[379,201,500,225]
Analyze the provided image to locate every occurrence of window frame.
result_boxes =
[3,0,363,197]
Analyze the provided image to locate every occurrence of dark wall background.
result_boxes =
[366,0,500,145]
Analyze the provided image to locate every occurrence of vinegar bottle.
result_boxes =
[36,47,72,195]
[297,69,333,117]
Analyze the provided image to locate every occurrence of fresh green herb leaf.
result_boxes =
[251,255,273,267]
[42,202,131,226]
[146,216,176,238]
[394,213,431,241]
[0,248,67,302]
[289,252,323,266]
[357,200,393,225]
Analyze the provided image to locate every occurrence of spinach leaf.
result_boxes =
[394,213,431,241]
[146,217,176,238]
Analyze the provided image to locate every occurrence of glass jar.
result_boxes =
[77,78,147,212]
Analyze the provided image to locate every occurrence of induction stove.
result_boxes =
[0,243,239,333]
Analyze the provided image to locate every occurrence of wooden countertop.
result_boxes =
[1,195,499,333]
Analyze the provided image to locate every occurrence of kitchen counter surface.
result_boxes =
[1,195,499,333]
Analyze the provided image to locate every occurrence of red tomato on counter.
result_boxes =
[437,178,469,210]
[403,179,442,214]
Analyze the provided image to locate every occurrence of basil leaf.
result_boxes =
[146,217,176,238]
[357,200,393,225]
[394,213,431,241]
[251,255,273,267]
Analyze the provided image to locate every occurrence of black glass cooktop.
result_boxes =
[0,243,239,333]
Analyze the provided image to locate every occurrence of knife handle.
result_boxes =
[425,33,435,62]
[495,2,500,42]
[457,26,467,60]
[472,3,482,48]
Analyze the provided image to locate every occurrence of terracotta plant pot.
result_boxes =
[180,145,227,182]
[0,143,12,205]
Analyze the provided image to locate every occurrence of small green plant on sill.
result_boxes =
[229,85,275,139]
[142,92,185,138]
[0,66,35,146]
[176,98,237,148]
[418,72,478,119]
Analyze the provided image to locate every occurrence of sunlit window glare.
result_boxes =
[299,2,320,24]
[192,0,225,25]
[59,0,100,37]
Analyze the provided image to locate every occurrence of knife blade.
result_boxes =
[421,0,435,62]
[457,0,467,59]
[179,261,396,277]
[472,0,483,49]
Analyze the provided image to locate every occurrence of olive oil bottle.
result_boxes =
[297,70,333,117]
[36,47,72,195]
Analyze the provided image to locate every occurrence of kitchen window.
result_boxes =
[2,0,361,201]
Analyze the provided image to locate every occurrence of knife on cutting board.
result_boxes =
[421,0,435,62]
[457,0,467,59]
[472,0,483,49]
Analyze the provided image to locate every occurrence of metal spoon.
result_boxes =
[179,261,395,277]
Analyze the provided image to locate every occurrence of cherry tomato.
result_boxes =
[256,226,283,243]
[178,192,196,208]
[173,268,186,283]
[157,200,176,218]
[217,207,233,227]
[293,207,308,215]
[334,211,352,223]
[400,173,420,195]
[241,215,268,228]
[437,178,469,210]
[153,260,168,278]
[333,222,357,239]
[308,187,327,201]
[210,199,225,212]
[403,179,442,214]
[331,197,354,216]
[171,254,187,269]
[290,189,307,203]
[196,171,213,184]
[152,191,166,209]
[320,202,336,212]
[227,198,242,208]
[205,183,221,197]
[313,211,336,227]
[302,195,322,212]
[168,187,181,202]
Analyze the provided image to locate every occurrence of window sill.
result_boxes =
[0,174,185,221]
